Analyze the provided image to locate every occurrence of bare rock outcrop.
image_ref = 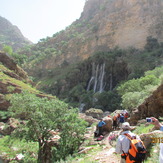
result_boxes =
[129,84,163,125]
[102,116,113,132]
[140,130,163,148]
[0,118,20,135]
[79,113,99,126]
[27,0,163,73]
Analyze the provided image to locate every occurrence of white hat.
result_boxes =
[122,122,131,130]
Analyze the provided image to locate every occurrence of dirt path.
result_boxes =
[92,134,121,163]
[93,147,121,163]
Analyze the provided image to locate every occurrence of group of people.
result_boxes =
[95,115,163,163]
[112,110,129,130]
[95,110,129,137]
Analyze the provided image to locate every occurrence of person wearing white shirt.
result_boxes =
[115,122,141,163]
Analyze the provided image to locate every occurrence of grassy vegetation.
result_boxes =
[0,71,39,93]
[133,124,154,135]
[0,136,38,162]
[56,145,102,163]
[0,62,38,94]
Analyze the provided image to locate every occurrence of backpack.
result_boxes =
[124,133,147,163]
[120,115,125,123]
[113,116,117,121]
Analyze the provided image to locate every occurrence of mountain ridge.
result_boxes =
[0,16,32,51]
[21,0,163,73]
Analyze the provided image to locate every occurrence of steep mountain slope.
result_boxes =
[0,52,55,121]
[22,0,163,72]
[19,0,163,111]
[130,83,163,124]
[0,16,32,50]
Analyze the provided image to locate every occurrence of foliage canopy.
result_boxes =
[9,91,88,162]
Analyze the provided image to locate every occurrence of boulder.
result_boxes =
[140,130,163,148]
[85,108,103,119]
[79,113,99,126]
[0,118,20,135]
[129,84,163,125]
[102,116,113,132]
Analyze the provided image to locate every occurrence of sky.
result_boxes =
[0,0,85,43]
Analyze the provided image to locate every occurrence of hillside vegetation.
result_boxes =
[25,37,163,112]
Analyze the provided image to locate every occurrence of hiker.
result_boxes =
[112,115,117,130]
[124,111,129,122]
[119,114,125,129]
[117,113,120,128]
[115,122,145,163]
[97,118,106,136]
[150,117,163,163]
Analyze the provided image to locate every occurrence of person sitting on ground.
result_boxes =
[150,117,163,163]
[115,122,141,163]
[97,118,106,136]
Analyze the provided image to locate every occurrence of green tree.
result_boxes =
[144,36,160,51]
[2,45,13,55]
[9,91,87,163]
[117,66,162,110]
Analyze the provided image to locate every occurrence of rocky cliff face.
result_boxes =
[130,83,163,125]
[24,0,163,72]
[81,0,163,49]
[0,16,32,50]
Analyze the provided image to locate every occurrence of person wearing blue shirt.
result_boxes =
[119,114,125,129]
[98,119,106,136]
[151,117,163,163]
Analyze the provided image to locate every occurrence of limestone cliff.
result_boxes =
[24,0,163,72]
[81,0,163,49]
[130,83,163,125]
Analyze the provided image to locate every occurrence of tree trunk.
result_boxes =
[38,140,52,163]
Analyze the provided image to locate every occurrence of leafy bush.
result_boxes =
[117,66,163,110]
[9,91,88,163]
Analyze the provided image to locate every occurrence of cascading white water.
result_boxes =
[87,62,106,93]
[79,103,85,113]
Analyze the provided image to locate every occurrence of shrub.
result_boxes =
[9,91,88,163]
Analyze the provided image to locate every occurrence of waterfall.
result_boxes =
[86,76,94,91]
[79,103,85,113]
[99,63,105,93]
[87,62,106,93]
[109,73,113,91]
[93,64,99,92]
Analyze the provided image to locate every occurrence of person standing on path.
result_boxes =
[119,114,125,129]
[115,122,141,163]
